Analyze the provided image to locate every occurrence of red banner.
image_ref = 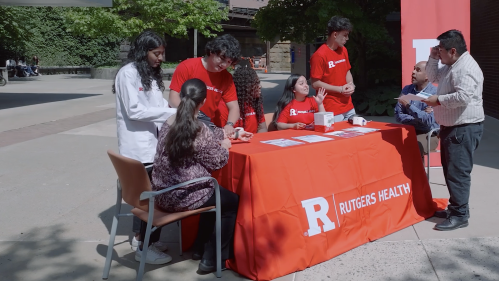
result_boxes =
[401,0,470,87]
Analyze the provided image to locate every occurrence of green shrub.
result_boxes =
[354,85,400,116]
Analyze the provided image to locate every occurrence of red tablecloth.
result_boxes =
[183,121,446,280]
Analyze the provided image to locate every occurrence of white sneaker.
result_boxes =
[135,245,172,265]
[131,236,168,252]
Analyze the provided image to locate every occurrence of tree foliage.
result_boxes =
[65,0,229,39]
[253,0,401,92]
[0,7,122,66]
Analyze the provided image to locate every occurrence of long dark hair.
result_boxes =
[271,74,303,124]
[233,66,263,128]
[113,30,166,93]
[165,79,207,167]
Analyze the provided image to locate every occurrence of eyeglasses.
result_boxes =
[215,54,233,66]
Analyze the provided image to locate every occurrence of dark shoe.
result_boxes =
[192,250,203,261]
[434,216,469,231]
[198,258,227,272]
[433,209,450,219]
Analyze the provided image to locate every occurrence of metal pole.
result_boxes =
[194,29,198,58]
[266,41,271,73]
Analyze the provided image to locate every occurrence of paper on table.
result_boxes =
[344,127,380,133]
[292,135,334,143]
[261,138,304,147]
[395,91,433,102]
[324,130,364,138]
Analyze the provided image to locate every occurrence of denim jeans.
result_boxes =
[333,108,357,122]
[440,122,483,219]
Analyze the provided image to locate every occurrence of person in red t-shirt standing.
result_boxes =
[310,16,356,121]
[271,74,326,130]
[216,65,267,133]
[169,34,241,136]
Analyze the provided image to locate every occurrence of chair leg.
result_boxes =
[136,200,155,281]
[215,191,222,277]
[178,220,183,256]
[102,180,123,279]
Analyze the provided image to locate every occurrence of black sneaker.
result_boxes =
[199,258,227,272]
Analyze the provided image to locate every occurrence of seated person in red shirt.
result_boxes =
[271,74,327,130]
[169,34,241,137]
[215,65,267,133]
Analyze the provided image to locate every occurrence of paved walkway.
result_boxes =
[0,74,498,281]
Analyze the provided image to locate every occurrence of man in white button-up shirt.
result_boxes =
[423,30,484,231]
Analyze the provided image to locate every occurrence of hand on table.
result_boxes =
[224,124,235,138]
[236,129,253,142]
[293,123,306,130]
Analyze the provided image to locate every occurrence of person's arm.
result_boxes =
[426,47,446,84]
[314,88,327,112]
[310,78,344,94]
[277,122,305,130]
[117,70,176,122]
[195,125,230,172]
[226,100,240,124]
[168,61,190,108]
[169,89,180,108]
[257,122,268,133]
[394,96,417,125]
[405,103,436,127]
[438,71,480,108]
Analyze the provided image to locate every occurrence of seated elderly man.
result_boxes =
[395,61,439,161]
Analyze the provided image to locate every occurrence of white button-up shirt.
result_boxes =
[426,52,484,127]
[115,63,177,163]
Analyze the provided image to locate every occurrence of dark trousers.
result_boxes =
[192,186,239,261]
[440,122,483,218]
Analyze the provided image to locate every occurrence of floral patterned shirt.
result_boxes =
[151,121,228,212]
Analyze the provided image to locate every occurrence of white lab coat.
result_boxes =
[115,63,176,163]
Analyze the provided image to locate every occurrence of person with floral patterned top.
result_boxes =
[151,78,240,273]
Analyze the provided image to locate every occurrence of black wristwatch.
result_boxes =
[226,121,234,127]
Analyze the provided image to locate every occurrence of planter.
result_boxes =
[90,67,119,80]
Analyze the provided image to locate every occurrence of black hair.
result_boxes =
[437,29,467,55]
[271,74,303,124]
[112,30,166,93]
[205,34,241,64]
[327,16,353,37]
[165,78,207,167]
[233,66,263,129]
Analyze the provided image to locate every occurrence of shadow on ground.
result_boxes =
[0,93,101,110]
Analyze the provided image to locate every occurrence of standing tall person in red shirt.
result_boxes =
[169,34,241,136]
[310,16,356,121]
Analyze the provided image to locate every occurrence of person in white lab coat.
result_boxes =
[114,30,176,265]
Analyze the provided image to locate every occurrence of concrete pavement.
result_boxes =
[0,74,498,281]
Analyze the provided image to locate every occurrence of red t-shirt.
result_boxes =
[169,58,237,119]
[276,97,318,124]
[310,44,353,114]
[216,100,265,134]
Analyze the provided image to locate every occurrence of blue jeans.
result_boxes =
[333,108,357,122]
[440,122,483,219]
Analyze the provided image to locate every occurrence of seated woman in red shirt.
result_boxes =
[271,74,326,130]
[215,65,267,133]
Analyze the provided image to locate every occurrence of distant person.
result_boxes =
[31,56,40,75]
[216,65,267,133]
[423,30,484,231]
[114,30,175,264]
[310,16,356,121]
[169,34,241,137]
[153,78,240,273]
[395,61,439,162]
[271,74,326,130]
